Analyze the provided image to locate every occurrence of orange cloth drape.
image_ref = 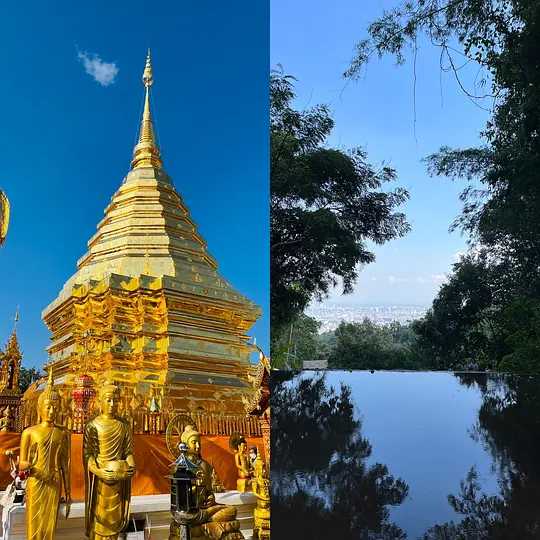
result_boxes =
[0,433,263,501]
[0,433,20,489]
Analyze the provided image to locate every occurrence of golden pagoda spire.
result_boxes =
[131,49,163,170]
[46,366,54,390]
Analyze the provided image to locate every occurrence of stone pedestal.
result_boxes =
[0,491,256,540]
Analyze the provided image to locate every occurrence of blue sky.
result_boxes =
[326,372,499,537]
[0,1,269,369]
[271,0,490,307]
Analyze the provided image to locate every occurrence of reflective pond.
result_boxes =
[270,371,540,539]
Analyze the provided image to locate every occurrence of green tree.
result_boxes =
[271,313,325,369]
[270,69,410,342]
[348,0,540,370]
[327,319,425,369]
[497,298,540,371]
[412,253,498,369]
[19,366,42,393]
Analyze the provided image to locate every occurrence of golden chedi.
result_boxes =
[172,425,244,540]
[229,432,252,492]
[84,380,135,540]
[18,370,71,540]
[32,50,260,423]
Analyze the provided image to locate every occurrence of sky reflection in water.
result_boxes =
[271,371,540,539]
[330,372,498,537]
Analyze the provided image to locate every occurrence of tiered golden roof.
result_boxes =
[0,329,21,395]
[0,327,22,432]
[36,51,261,420]
[244,352,270,416]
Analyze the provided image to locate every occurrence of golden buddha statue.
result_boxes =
[83,381,135,540]
[0,405,11,431]
[18,370,71,540]
[252,457,270,540]
[171,425,244,540]
[230,433,252,492]
[210,463,225,493]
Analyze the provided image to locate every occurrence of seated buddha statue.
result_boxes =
[170,425,244,540]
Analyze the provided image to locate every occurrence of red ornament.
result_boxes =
[72,374,94,404]
[72,374,96,432]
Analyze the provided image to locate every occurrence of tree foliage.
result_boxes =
[270,69,410,341]
[328,319,425,370]
[19,366,41,393]
[346,0,540,370]
[271,313,326,369]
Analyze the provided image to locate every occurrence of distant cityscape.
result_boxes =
[306,304,429,333]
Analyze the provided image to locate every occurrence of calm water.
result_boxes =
[271,371,540,540]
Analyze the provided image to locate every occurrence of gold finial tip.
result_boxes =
[143,49,153,87]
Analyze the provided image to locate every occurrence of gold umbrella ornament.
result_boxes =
[0,190,9,247]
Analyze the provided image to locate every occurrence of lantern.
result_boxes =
[168,443,202,540]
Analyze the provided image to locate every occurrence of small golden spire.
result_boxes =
[41,366,55,399]
[131,49,163,170]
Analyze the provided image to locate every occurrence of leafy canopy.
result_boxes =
[271,68,410,341]
[347,0,540,370]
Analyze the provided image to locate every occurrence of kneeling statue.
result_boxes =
[170,425,244,540]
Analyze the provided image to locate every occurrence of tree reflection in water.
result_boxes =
[423,373,540,540]
[271,371,409,539]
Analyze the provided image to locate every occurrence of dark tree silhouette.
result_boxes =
[423,374,540,538]
[271,371,409,539]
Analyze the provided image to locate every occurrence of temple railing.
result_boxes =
[141,410,262,437]
[17,399,263,437]
[189,411,262,437]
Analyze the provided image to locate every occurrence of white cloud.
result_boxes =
[388,275,409,284]
[431,273,448,284]
[77,51,118,87]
